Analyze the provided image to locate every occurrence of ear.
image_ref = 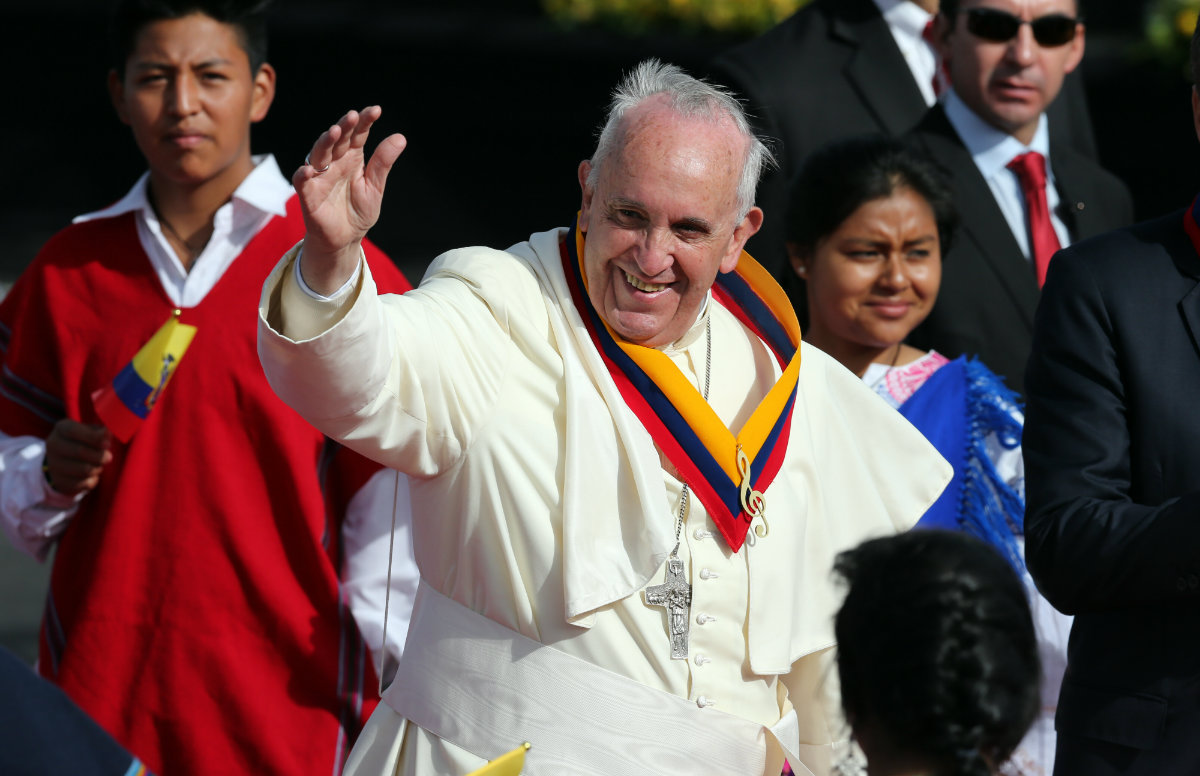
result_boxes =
[933,13,954,60]
[1192,86,1200,146]
[108,69,130,125]
[786,242,809,280]
[1061,23,1086,75]
[720,206,764,274]
[577,159,594,233]
[249,62,276,123]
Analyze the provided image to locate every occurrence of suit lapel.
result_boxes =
[833,0,929,136]
[1172,209,1200,360]
[917,107,1040,324]
[1052,143,1108,241]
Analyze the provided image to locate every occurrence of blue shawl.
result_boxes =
[900,356,1025,570]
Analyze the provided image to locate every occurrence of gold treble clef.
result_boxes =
[736,446,769,538]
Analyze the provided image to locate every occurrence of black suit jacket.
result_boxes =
[1024,210,1200,774]
[905,104,1132,393]
[708,0,1098,281]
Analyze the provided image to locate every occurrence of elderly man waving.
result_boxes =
[258,60,950,776]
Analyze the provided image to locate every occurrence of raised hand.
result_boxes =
[293,105,407,294]
[44,419,112,496]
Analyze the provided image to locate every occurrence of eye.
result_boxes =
[200,70,229,82]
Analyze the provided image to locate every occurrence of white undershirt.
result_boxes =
[942,89,1071,260]
[873,0,939,107]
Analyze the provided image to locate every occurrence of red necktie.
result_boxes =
[1006,151,1061,287]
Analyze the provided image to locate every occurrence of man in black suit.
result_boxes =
[1023,18,1200,775]
[709,0,1097,291]
[905,0,1131,392]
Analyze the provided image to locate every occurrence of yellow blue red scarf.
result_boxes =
[560,217,801,552]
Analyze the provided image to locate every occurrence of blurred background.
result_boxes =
[2,0,1197,663]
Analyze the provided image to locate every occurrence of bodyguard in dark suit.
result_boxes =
[709,0,1097,286]
[906,0,1130,393]
[1023,21,1200,774]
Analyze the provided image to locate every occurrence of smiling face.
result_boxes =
[939,0,1084,144]
[793,187,941,360]
[576,99,763,347]
[108,12,275,195]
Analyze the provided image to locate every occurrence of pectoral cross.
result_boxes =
[643,557,691,659]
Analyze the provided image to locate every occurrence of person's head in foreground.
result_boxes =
[785,135,956,375]
[576,59,771,348]
[833,530,1040,776]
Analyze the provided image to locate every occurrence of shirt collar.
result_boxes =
[72,154,292,224]
[873,0,935,39]
[942,89,1052,181]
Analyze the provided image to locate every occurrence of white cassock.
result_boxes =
[258,227,951,776]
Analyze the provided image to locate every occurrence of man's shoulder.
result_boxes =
[710,0,861,81]
[1055,209,1192,284]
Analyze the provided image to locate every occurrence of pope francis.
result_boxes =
[257,60,951,775]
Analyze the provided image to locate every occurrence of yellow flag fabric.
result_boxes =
[464,743,530,776]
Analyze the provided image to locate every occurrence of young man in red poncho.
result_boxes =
[0,1,415,774]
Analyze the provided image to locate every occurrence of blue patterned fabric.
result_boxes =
[901,356,1025,571]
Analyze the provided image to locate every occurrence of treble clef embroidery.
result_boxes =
[736,446,769,538]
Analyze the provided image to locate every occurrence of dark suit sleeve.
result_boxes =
[1023,245,1200,615]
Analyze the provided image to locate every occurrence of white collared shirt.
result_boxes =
[942,89,1071,260]
[873,0,939,108]
[76,154,293,308]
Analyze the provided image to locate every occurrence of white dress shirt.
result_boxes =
[874,0,939,107]
[943,89,1072,260]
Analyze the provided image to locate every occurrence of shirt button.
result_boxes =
[699,568,719,580]
[697,695,715,708]
[694,654,711,666]
[696,613,715,625]
[693,528,710,540]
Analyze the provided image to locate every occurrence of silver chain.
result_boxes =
[671,316,712,558]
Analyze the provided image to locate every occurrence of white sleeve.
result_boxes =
[0,432,82,561]
[341,468,418,673]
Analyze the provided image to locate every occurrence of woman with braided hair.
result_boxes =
[832,529,1040,776]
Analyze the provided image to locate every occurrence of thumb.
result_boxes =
[364,133,407,194]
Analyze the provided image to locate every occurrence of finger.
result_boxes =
[297,122,345,181]
[363,133,407,194]
[47,435,110,467]
[50,420,110,455]
[329,109,362,162]
[347,105,383,152]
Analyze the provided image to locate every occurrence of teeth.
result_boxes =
[625,272,667,293]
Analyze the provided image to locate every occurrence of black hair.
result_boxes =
[785,134,957,260]
[108,0,271,78]
[833,530,1040,776]
[939,0,1082,21]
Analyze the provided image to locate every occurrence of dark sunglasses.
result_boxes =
[964,7,1080,47]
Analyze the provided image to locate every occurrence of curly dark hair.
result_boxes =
[833,530,1040,776]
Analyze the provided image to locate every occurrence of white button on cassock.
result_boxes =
[693,528,711,540]
[699,568,719,580]
[696,695,715,708]
[694,654,711,666]
[696,613,715,625]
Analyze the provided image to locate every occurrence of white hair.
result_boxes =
[586,58,775,222]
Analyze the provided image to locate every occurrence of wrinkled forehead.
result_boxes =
[956,0,1079,17]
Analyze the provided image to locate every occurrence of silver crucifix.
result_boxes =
[643,557,691,659]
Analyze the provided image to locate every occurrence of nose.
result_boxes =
[877,255,910,292]
[1006,21,1037,67]
[167,73,200,116]
[635,228,674,277]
